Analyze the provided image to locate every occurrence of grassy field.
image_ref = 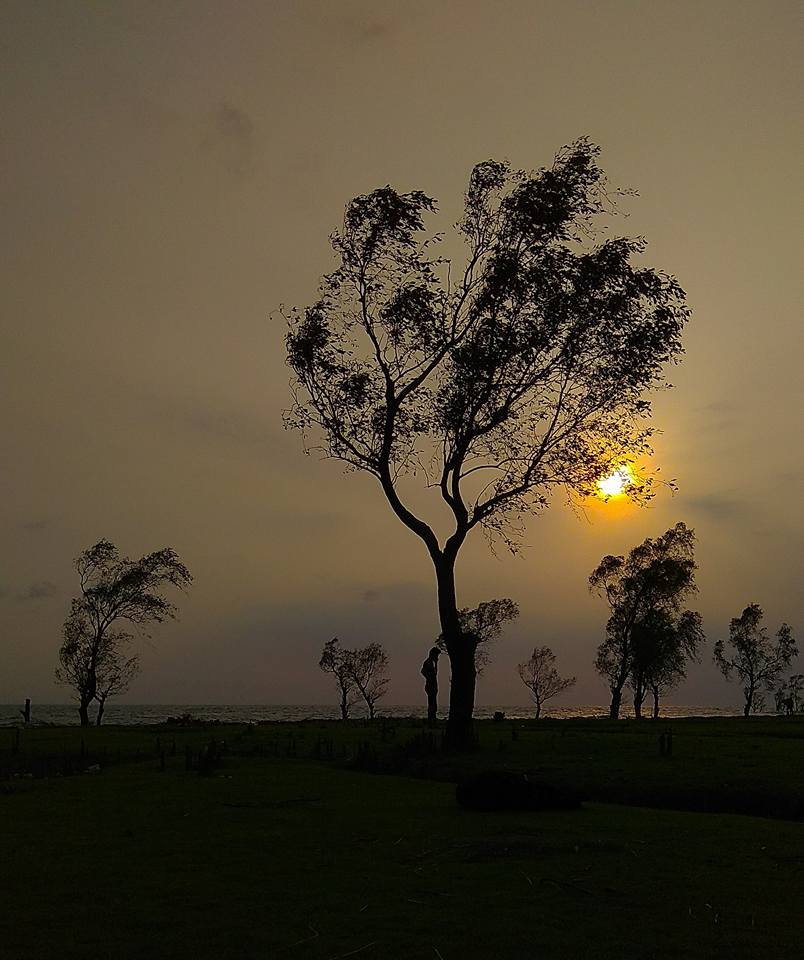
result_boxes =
[5,714,802,818]
[2,718,803,959]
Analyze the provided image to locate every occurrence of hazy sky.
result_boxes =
[1,0,801,709]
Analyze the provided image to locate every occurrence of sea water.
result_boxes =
[0,702,751,726]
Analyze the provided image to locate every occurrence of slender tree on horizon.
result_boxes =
[517,646,576,718]
[55,540,192,726]
[286,138,689,748]
[319,638,359,720]
[346,641,390,719]
[714,604,797,716]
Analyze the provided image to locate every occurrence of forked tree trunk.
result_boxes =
[436,557,476,751]
[79,699,91,727]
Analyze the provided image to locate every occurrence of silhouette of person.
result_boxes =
[421,647,441,724]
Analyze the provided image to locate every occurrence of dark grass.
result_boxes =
[2,718,804,957]
[2,750,804,959]
[5,715,803,820]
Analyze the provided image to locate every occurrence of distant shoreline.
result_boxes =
[0,702,765,726]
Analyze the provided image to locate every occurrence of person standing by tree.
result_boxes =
[55,540,192,726]
[714,605,796,716]
[421,646,441,724]
[286,139,690,748]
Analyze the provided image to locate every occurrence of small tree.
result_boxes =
[319,637,359,719]
[774,674,804,715]
[437,598,519,704]
[55,540,192,726]
[346,642,390,719]
[517,646,576,718]
[590,522,697,719]
[94,641,140,727]
[629,609,704,718]
[285,139,690,748]
[714,605,797,716]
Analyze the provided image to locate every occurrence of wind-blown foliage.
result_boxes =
[714,605,797,716]
[55,540,192,726]
[286,139,689,747]
[590,522,698,719]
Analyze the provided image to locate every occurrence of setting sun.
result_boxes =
[596,465,635,499]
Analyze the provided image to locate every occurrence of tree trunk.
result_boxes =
[339,681,350,720]
[437,557,475,751]
[651,685,660,719]
[368,701,375,720]
[79,700,91,727]
[743,680,756,717]
[609,686,623,720]
[446,644,476,750]
[96,700,105,727]
[534,700,542,720]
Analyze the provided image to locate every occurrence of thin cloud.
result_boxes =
[23,518,52,531]
[18,581,58,601]
[202,102,255,176]
[686,493,746,522]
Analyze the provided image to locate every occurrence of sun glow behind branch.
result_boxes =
[596,465,635,499]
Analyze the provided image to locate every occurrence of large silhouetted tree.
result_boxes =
[517,646,576,718]
[714,605,796,716]
[590,523,698,719]
[286,139,689,747]
[55,540,192,726]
